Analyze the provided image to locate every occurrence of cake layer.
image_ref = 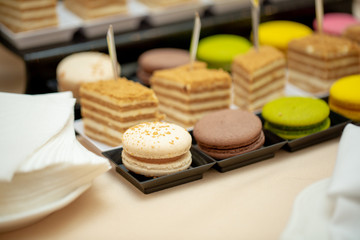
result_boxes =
[83,120,123,147]
[232,68,285,92]
[0,0,56,10]
[139,0,197,8]
[234,89,284,111]
[158,104,227,126]
[0,5,56,20]
[0,14,57,32]
[64,0,127,19]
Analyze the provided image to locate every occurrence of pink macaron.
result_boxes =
[313,12,359,35]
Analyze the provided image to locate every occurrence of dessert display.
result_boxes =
[56,52,120,101]
[137,48,190,85]
[343,24,360,44]
[0,0,58,32]
[63,0,127,20]
[287,33,360,94]
[329,74,360,121]
[79,78,164,147]
[231,45,286,111]
[193,109,265,159]
[262,96,331,140]
[150,62,232,127]
[121,121,192,177]
[196,34,252,71]
[313,13,359,36]
[0,92,110,232]
[258,20,312,52]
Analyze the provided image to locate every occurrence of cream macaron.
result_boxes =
[56,51,120,101]
[121,121,192,177]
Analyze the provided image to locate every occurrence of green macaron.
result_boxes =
[197,34,252,71]
[262,96,331,140]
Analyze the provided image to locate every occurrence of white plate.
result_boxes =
[0,183,91,233]
[80,0,148,38]
[0,2,82,50]
[143,0,209,26]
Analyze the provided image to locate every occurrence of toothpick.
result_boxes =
[106,25,119,80]
[190,12,201,70]
[315,0,324,33]
[251,0,260,51]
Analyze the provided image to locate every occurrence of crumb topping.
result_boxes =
[80,78,157,103]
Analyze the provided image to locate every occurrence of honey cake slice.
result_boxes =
[0,0,58,32]
[150,62,232,128]
[287,33,360,94]
[232,46,286,111]
[64,0,127,20]
[79,78,163,147]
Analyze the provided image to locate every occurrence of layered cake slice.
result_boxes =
[150,62,232,127]
[0,0,58,32]
[287,33,360,94]
[232,46,286,111]
[79,78,163,147]
[64,0,127,20]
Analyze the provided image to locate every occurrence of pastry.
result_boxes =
[262,96,331,140]
[197,34,252,71]
[343,24,360,44]
[313,13,359,36]
[57,52,120,101]
[64,0,127,20]
[329,74,360,121]
[137,48,190,85]
[79,78,164,147]
[0,0,58,32]
[258,20,312,52]
[121,121,192,177]
[232,45,286,111]
[287,33,360,94]
[150,62,232,128]
[193,109,265,159]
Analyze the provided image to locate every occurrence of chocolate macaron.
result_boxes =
[137,48,190,85]
[193,109,265,159]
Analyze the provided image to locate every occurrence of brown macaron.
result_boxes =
[193,109,265,159]
[137,48,190,85]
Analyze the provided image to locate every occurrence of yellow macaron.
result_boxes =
[329,75,360,121]
[258,20,313,51]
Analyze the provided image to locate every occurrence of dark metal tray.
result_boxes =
[102,147,215,194]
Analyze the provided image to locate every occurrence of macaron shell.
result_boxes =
[262,97,330,127]
[122,122,192,159]
[122,150,192,177]
[313,13,359,35]
[198,131,265,159]
[329,101,360,121]
[264,117,331,140]
[258,21,312,50]
[329,74,360,108]
[197,34,252,70]
[193,109,263,148]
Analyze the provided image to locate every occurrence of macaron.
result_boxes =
[258,20,312,51]
[329,74,360,121]
[313,13,359,35]
[262,96,331,140]
[56,51,120,101]
[193,109,265,159]
[121,121,192,177]
[137,48,190,85]
[197,34,252,71]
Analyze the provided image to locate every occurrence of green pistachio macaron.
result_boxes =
[197,34,252,71]
[262,96,331,140]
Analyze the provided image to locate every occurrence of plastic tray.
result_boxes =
[190,129,287,173]
[102,147,215,194]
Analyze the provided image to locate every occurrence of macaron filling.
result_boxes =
[123,152,189,164]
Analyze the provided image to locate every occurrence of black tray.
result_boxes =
[259,110,351,152]
[190,130,287,173]
[102,147,216,194]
